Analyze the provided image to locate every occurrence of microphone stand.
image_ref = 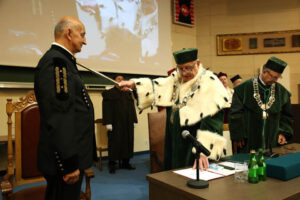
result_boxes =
[187,149,209,189]
[262,117,279,158]
[263,137,279,158]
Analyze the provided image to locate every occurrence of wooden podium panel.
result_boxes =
[147,169,300,200]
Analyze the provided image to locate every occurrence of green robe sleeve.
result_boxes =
[278,97,293,140]
[229,90,246,141]
[199,110,224,135]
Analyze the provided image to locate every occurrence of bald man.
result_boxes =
[34,16,97,200]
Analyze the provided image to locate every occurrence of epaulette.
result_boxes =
[53,57,69,100]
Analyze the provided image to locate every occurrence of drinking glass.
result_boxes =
[234,162,248,183]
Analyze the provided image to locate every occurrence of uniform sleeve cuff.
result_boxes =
[55,153,79,176]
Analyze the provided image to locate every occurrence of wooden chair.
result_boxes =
[147,109,166,173]
[94,118,108,170]
[0,90,95,200]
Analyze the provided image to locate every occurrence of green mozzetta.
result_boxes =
[229,78,293,152]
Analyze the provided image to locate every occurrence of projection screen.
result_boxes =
[0,0,172,75]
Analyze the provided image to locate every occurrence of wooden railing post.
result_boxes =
[6,99,14,178]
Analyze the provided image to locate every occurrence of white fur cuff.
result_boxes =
[131,78,154,110]
[192,130,227,160]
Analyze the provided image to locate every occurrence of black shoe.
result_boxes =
[109,165,116,174]
[122,163,136,170]
[109,161,116,174]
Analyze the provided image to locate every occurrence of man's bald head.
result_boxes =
[54,16,83,39]
[54,16,86,54]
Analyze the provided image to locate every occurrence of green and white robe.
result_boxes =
[132,65,229,170]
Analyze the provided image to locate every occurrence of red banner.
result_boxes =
[174,0,194,27]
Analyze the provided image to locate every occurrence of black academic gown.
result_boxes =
[34,44,97,176]
[229,78,293,152]
[102,87,138,161]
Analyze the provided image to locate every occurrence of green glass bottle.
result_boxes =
[257,148,267,181]
[248,150,259,184]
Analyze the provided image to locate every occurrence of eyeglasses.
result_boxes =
[177,62,196,72]
[266,70,282,80]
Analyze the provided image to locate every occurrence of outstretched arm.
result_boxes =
[119,80,136,91]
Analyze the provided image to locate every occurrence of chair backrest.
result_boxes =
[147,109,166,173]
[6,90,44,186]
[94,119,108,149]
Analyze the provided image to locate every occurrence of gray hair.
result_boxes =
[54,18,73,38]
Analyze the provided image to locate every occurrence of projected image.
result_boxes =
[2,0,57,58]
[76,0,158,65]
[0,0,171,75]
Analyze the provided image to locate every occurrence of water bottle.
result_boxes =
[248,150,259,184]
[257,148,267,181]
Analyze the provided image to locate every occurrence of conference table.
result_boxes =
[147,144,300,200]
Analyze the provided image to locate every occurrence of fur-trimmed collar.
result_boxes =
[154,64,229,126]
[132,64,229,126]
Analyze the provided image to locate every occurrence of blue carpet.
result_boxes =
[0,153,150,200]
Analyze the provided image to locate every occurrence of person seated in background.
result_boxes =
[230,74,243,87]
[229,57,293,153]
[118,48,229,171]
[218,72,234,108]
[102,75,138,174]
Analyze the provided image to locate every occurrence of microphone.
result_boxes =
[182,130,210,156]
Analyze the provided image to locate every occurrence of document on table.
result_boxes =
[173,162,236,181]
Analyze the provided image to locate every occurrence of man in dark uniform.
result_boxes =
[102,75,138,174]
[229,57,293,153]
[34,16,96,200]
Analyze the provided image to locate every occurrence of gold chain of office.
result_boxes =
[171,69,208,109]
[253,78,275,119]
[169,69,207,124]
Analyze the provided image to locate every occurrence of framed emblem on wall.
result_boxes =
[173,0,194,27]
[217,30,300,56]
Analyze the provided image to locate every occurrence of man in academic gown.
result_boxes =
[229,57,293,153]
[118,48,229,171]
[230,74,243,87]
[218,72,234,108]
[102,75,138,173]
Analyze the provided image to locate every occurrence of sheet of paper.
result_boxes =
[173,163,236,181]
[173,168,224,181]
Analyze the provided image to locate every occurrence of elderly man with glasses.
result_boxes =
[229,57,293,154]
[119,48,229,171]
